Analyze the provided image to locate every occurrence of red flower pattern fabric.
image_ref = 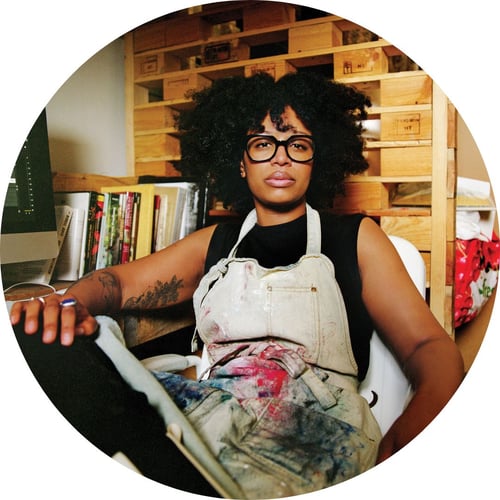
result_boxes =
[454,234,500,328]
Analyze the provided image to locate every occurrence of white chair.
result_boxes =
[358,235,426,434]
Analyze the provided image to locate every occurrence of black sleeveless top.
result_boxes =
[204,212,374,380]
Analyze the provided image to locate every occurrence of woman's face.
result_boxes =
[241,107,314,217]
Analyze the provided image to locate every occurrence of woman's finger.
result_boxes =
[40,295,66,344]
[11,296,45,334]
[57,297,97,344]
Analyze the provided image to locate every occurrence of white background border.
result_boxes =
[1,1,497,498]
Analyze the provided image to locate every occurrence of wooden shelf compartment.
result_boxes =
[134,38,393,85]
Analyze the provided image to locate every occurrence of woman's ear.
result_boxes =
[240,161,247,178]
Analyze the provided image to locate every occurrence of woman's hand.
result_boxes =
[10,293,99,346]
[375,402,425,463]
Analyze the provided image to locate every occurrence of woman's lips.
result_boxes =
[265,172,295,188]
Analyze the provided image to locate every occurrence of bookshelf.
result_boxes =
[124,2,457,335]
[38,172,204,346]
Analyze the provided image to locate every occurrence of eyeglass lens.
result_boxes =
[246,135,314,163]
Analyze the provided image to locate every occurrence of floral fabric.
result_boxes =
[454,234,500,327]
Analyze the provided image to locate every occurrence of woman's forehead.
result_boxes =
[262,108,311,134]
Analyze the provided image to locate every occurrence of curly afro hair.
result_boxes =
[177,71,370,214]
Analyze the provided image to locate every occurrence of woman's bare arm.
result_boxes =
[357,217,464,461]
[10,225,217,345]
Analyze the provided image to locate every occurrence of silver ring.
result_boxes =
[29,296,45,305]
[60,298,77,308]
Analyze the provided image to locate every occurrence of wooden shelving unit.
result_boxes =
[123,1,457,334]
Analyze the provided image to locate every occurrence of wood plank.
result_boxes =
[118,302,195,347]
[52,172,138,193]
[380,216,432,250]
[363,207,431,217]
[380,146,432,176]
[429,83,450,330]
[380,74,432,107]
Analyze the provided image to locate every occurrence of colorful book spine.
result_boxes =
[120,192,136,264]
[87,193,105,273]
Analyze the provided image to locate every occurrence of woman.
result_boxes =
[10,72,464,497]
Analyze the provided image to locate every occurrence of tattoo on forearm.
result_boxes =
[123,275,184,309]
[97,271,121,310]
[68,270,120,310]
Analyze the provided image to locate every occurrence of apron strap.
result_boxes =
[261,347,338,410]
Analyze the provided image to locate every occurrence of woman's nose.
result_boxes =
[272,143,291,165]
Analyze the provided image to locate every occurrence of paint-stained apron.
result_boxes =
[154,205,381,498]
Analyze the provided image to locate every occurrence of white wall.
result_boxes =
[46,38,127,177]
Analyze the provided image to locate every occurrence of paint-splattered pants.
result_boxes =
[153,348,379,499]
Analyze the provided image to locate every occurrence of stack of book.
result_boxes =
[53,180,205,281]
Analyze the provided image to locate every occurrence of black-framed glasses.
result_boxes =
[245,134,315,163]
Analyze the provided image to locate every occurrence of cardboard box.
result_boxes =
[333,182,394,212]
[289,21,342,53]
[380,75,432,107]
[203,39,250,65]
[134,106,178,131]
[134,20,167,53]
[163,73,211,100]
[165,16,211,46]
[244,60,296,79]
[135,133,180,159]
[334,47,388,79]
[243,2,296,31]
[380,146,433,176]
[380,110,432,141]
[135,54,165,78]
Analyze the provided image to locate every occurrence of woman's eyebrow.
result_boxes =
[260,128,306,135]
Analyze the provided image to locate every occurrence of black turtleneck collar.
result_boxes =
[236,214,307,268]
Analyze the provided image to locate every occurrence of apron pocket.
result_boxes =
[266,285,319,349]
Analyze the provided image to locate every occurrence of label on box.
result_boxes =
[395,114,421,136]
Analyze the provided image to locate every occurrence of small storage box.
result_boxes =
[165,16,211,46]
[243,2,296,31]
[334,47,388,79]
[380,110,432,141]
[163,73,211,100]
[135,54,165,78]
[135,134,180,159]
[380,146,432,176]
[380,75,432,107]
[333,182,394,212]
[244,60,296,79]
[203,39,250,65]
[134,106,178,132]
[134,20,167,53]
[289,21,342,53]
